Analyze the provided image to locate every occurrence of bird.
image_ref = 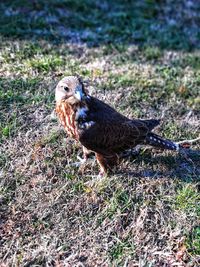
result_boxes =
[55,76,92,161]
[55,76,187,175]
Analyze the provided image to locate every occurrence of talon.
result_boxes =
[71,161,82,167]
[77,155,86,164]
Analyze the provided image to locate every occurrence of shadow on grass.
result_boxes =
[0,0,199,51]
[117,150,200,182]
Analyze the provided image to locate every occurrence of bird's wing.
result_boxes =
[85,96,128,122]
[79,119,152,155]
[79,96,160,154]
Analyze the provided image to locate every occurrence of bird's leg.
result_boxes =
[76,146,92,163]
[95,153,107,176]
[95,153,119,176]
[82,146,92,160]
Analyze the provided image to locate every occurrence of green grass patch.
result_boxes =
[97,189,135,224]
[143,46,162,60]
[0,77,42,105]
[109,237,135,264]
[175,54,200,70]
[106,73,134,90]
[0,113,18,140]
[186,226,200,256]
[175,184,200,215]
[162,121,198,141]
[27,55,64,73]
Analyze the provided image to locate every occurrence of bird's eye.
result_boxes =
[64,86,69,92]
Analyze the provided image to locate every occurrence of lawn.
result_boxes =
[0,0,200,266]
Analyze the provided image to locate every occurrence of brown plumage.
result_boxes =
[55,76,181,175]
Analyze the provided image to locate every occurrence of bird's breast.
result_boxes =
[56,101,78,139]
[56,101,95,140]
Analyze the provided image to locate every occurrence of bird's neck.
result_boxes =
[56,100,89,139]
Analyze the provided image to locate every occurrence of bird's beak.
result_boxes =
[74,90,83,101]
[74,87,86,101]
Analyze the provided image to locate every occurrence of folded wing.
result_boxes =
[79,97,160,155]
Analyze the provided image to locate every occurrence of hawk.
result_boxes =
[55,76,184,175]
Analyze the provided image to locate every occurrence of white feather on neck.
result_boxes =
[55,90,66,102]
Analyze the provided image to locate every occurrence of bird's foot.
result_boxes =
[84,171,107,187]
[70,155,87,168]
[70,161,82,167]
[75,155,96,174]
[82,146,93,161]
[77,155,87,164]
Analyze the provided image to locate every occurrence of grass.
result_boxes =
[175,184,200,215]
[186,226,200,256]
[0,0,200,266]
[109,237,135,264]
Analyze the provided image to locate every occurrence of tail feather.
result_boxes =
[146,133,179,151]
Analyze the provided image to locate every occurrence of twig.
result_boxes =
[177,137,200,145]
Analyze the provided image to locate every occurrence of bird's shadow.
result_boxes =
[116,148,200,182]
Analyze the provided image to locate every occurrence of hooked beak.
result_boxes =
[74,88,86,101]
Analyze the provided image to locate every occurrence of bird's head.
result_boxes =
[55,76,88,104]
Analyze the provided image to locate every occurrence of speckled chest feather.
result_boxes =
[56,100,81,139]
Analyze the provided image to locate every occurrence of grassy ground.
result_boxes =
[0,0,200,266]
